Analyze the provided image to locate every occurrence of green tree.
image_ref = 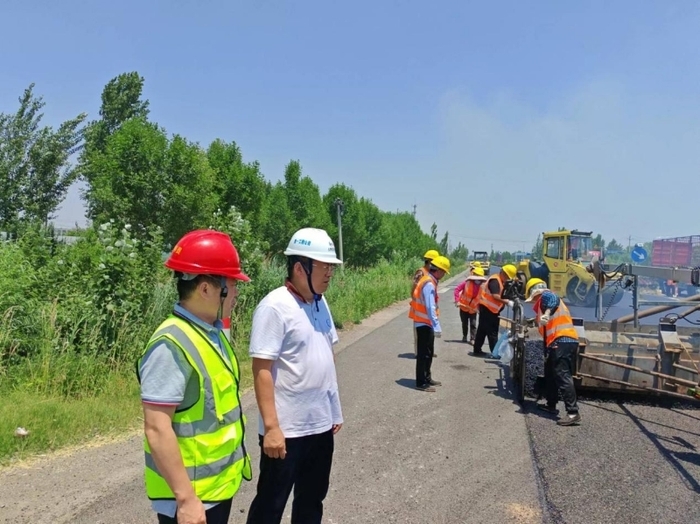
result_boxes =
[83,119,218,245]
[260,182,296,256]
[207,139,268,225]
[161,135,217,245]
[81,118,170,234]
[283,160,332,232]
[532,234,543,259]
[0,84,86,231]
[606,238,623,253]
[439,231,449,255]
[83,72,150,155]
[592,233,605,251]
[430,223,438,242]
[451,242,468,262]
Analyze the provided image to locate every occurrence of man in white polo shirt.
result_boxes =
[246,227,344,524]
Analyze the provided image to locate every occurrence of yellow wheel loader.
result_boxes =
[516,229,625,307]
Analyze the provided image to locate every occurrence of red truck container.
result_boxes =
[651,236,700,266]
[651,236,700,296]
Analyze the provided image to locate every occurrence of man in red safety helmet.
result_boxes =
[136,230,252,524]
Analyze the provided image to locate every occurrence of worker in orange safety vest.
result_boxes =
[409,255,450,392]
[525,278,581,426]
[453,266,487,344]
[410,249,440,357]
[473,264,517,356]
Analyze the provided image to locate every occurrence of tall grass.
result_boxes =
[0,257,432,465]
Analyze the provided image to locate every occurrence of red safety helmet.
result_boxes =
[164,229,250,282]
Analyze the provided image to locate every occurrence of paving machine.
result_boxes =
[501,263,700,404]
[516,229,625,308]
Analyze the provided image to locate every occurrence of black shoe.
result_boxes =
[537,404,558,414]
[462,336,468,342]
[415,385,436,392]
[557,412,581,426]
[433,353,438,358]
[429,379,442,386]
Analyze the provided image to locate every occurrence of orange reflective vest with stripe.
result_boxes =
[459,280,482,314]
[408,273,439,326]
[479,274,505,314]
[411,266,439,304]
[534,296,579,346]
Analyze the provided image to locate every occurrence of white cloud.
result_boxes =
[435,80,700,252]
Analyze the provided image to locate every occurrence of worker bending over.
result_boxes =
[473,264,516,356]
[409,255,451,392]
[453,266,487,344]
[525,278,581,426]
[411,249,440,357]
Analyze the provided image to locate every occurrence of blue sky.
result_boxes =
[3,1,700,252]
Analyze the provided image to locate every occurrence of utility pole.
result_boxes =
[334,198,345,266]
[628,235,632,255]
[412,203,417,218]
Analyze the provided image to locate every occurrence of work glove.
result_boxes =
[506,300,514,309]
[539,313,550,326]
[525,318,537,327]
[454,302,460,308]
[434,331,442,339]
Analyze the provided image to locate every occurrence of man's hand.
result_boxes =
[332,423,343,435]
[176,496,206,524]
[506,300,514,308]
[539,314,550,326]
[434,331,442,339]
[263,426,286,459]
[454,301,460,308]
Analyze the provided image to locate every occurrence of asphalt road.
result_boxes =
[2,273,700,523]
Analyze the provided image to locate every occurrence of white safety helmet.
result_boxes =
[283,228,343,264]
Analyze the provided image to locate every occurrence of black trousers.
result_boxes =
[459,310,477,339]
[544,340,579,413]
[246,429,334,524]
[415,325,435,387]
[157,498,232,524]
[473,305,500,353]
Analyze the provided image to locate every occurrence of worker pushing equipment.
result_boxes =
[525,278,581,426]
[473,264,517,356]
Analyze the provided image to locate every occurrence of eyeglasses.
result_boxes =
[312,263,336,274]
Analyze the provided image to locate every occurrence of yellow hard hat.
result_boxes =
[431,255,451,274]
[471,266,485,277]
[525,278,548,302]
[501,264,517,279]
[470,261,482,268]
[423,249,440,261]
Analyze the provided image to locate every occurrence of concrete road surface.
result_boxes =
[2,273,700,524]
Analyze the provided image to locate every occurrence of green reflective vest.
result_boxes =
[137,314,252,502]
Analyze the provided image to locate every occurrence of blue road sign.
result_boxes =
[631,245,648,263]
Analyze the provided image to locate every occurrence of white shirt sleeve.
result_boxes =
[249,302,285,360]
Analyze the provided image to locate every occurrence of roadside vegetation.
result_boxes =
[0,72,467,465]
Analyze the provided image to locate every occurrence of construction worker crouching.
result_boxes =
[137,230,252,524]
[453,266,487,344]
[473,264,517,357]
[411,249,440,357]
[409,255,450,392]
[525,278,581,426]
